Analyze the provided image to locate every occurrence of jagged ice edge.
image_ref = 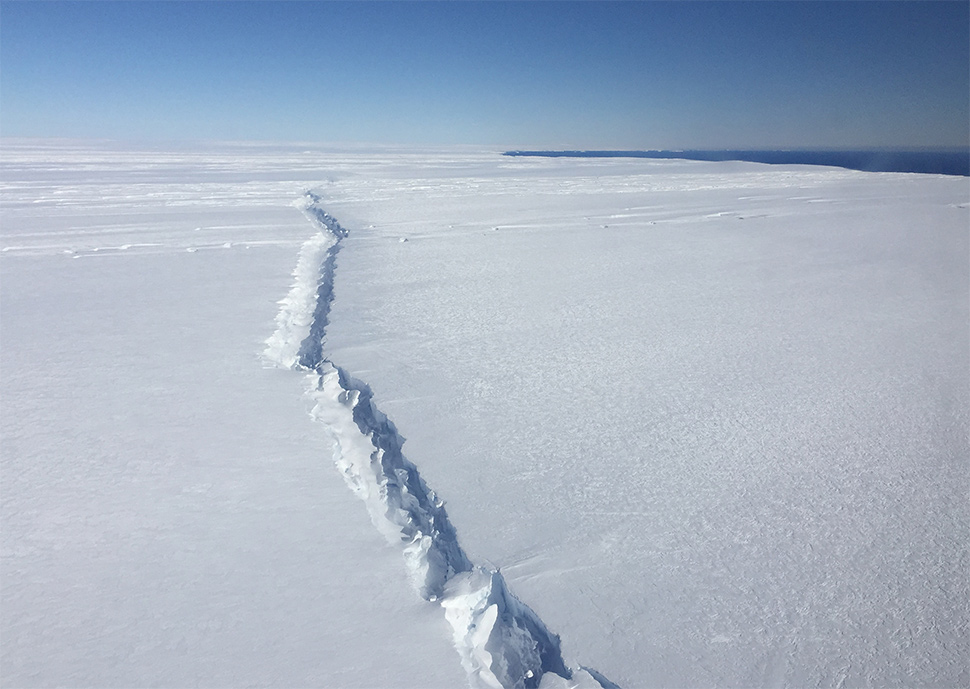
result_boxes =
[264,191,612,689]
[262,193,340,369]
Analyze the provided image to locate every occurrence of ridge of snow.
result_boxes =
[267,192,616,689]
[309,362,473,599]
[310,362,576,689]
[263,192,347,369]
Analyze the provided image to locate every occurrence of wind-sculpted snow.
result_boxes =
[265,193,612,689]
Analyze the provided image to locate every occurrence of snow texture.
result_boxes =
[4,141,967,689]
[320,157,969,689]
[1,143,476,688]
[265,192,601,689]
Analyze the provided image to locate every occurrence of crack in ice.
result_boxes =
[265,191,616,689]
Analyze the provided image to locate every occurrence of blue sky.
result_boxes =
[2,1,967,148]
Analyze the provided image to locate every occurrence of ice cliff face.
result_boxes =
[265,192,613,689]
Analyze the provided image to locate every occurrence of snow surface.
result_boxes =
[263,194,586,689]
[319,155,970,688]
[0,142,469,688]
[2,140,968,688]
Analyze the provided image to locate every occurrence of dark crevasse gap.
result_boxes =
[265,191,616,689]
[295,192,348,370]
[333,363,474,599]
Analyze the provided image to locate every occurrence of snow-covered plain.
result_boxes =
[2,140,968,688]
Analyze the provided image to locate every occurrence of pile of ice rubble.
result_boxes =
[264,193,614,689]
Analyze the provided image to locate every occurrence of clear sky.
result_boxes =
[1,1,967,149]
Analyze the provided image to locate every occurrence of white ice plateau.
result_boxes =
[2,141,968,688]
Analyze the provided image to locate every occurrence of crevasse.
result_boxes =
[265,191,615,689]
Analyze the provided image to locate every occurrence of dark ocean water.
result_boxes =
[503,149,970,176]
